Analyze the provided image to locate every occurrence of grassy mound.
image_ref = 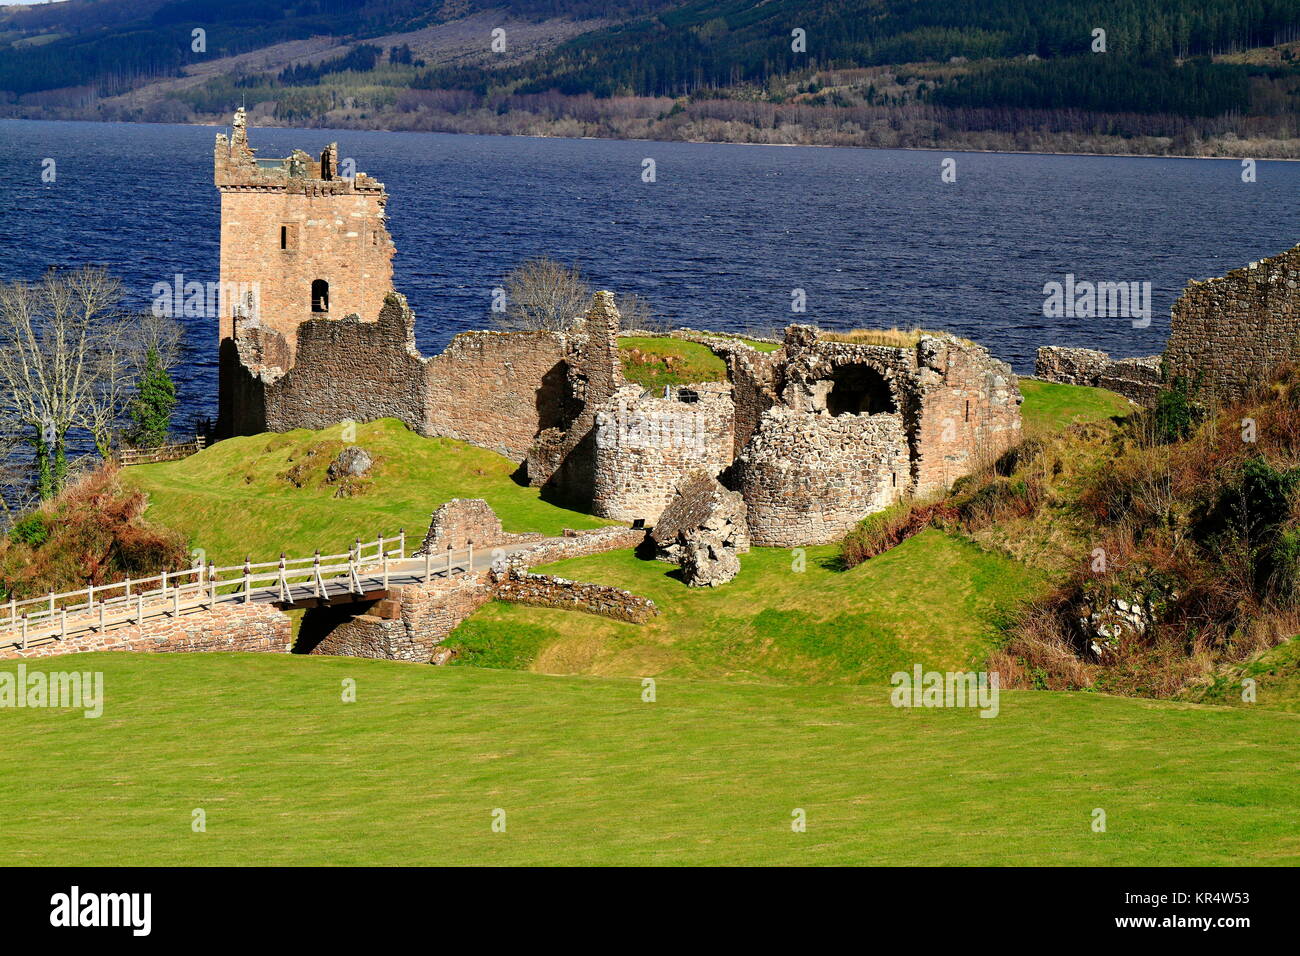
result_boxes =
[1,652,1295,866]
[122,419,610,565]
[619,335,778,388]
[446,529,1042,682]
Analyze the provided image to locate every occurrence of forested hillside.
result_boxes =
[5,0,1300,156]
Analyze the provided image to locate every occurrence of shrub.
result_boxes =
[7,513,49,547]
[1150,375,1201,444]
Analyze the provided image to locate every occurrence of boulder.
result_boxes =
[651,471,749,587]
[328,446,373,480]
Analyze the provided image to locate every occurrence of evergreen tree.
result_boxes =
[127,348,177,449]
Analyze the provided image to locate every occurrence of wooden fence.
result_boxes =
[114,438,207,467]
[0,530,479,652]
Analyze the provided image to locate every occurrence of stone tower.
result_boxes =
[213,108,395,435]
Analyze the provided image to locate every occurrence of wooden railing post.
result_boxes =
[382,547,389,590]
[278,553,288,602]
[21,613,28,650]
[446,543,453,578]
[243,556,252,604]
[398,528,406,560]
[60,606,67,639]
[467,539,474,574]
[137,593,144,624]
[424,547,431,583]
[313,549,324,598]
[87,584,94,609]
[208,561,217,603]
[48,592,54,618]
[173,586,181,617]
[378,531,384,563]
[98,602,105,633]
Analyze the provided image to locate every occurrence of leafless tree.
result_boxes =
[495,257,590,331]
[0,267,180,497]
[615,292,670,333]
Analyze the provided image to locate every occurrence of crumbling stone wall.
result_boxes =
[707,341,783,458]
[230,292,598,459]
[490,565,657,623]
[589,383,735,523]
[425,328,570,460]
[765,326,1021,501]
[257,295,429,435]
[737,406,910,547]
[526,292,626,501]
[1035,346,1161,406]
[1166,247,1300,404]
[0,603,291,660]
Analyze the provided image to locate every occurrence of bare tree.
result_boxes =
[616,292,671,333]
[495,257,590,331]
[0,267,176,498]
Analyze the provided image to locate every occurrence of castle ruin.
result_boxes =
[216,113,1024,547]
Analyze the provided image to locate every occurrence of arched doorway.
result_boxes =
[311,279,329,313]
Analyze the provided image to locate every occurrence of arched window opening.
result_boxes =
[311,279,329,313]
[825,364,896,416]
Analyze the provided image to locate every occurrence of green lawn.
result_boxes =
[122,419,610,565]
[446,529,1043,682]
[1019,379,1133,432]
[620,335,777,388]
[1,652,1295,866]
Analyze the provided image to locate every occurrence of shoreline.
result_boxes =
[3,113,1296,163]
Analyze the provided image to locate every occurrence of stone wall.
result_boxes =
[425,328,570,460]
[1035,346,1161,406]
[413,498,544,556]
[737,407,910,547]
[491,566,657,623]
[590,383,735,523]
[258,295,429,435]
[0,603,291,660]
[1166,247,1300,404]
[909,337,1022,495]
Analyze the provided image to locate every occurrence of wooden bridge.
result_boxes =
[0,531,491,655]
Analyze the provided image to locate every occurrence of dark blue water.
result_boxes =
[3,117,1299,428]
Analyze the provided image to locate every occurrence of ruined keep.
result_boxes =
[217,114,1024,548]
[215,108,396,436]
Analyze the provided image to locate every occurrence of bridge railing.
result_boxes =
[0,530,479,651]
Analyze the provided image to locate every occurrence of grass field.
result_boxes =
[1019,379,1133,432]
[1,652,1296,866]
[123,419,610,565]
[446,529,1042,681]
